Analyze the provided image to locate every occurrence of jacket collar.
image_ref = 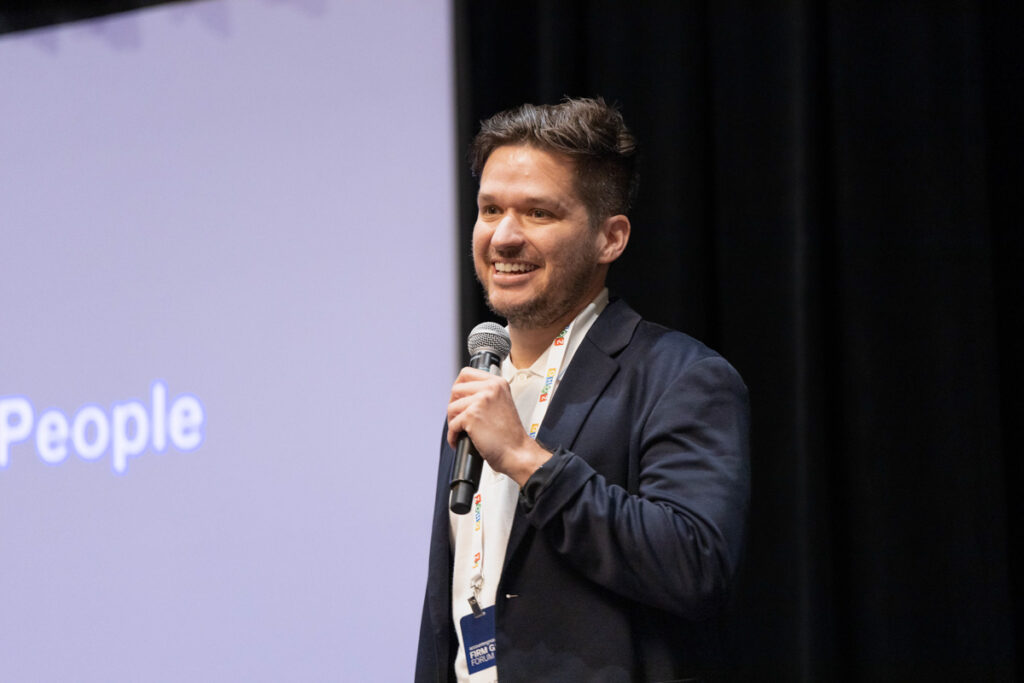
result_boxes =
[502,298,641,567]
[534,298,638,451]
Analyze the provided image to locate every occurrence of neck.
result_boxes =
[507,321,572,369]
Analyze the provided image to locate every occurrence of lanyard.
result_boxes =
[467,321,576,614]
[527,322,573,439]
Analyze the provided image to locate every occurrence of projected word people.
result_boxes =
[0,381,204,474]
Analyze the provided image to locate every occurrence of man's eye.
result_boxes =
[481,205,501,215]
[529,209,551,219]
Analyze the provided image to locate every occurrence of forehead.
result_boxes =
[478,145,581,203]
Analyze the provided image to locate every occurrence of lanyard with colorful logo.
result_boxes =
[526,321,573,440]
[467,320,576,616]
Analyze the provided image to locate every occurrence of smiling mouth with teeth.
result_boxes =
[494,262,538,273]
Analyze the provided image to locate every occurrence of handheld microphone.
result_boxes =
[449,322,512,515]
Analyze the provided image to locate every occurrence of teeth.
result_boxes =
[495,262,536,273]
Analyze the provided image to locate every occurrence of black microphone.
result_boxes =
[449,322,512,515]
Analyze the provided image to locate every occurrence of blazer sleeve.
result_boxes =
[521,355,750,618]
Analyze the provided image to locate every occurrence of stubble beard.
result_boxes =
[476,242,600,330]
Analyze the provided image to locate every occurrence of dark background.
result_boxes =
[5,2,1020,679]
[455,3,1021,680]
[0,0,164,33]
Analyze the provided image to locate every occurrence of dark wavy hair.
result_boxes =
[470,97,638,226]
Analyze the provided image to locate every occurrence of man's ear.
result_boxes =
[596,214,630,264]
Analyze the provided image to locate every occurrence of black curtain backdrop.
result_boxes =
[0,0,178,34]
[455,3,1021,680]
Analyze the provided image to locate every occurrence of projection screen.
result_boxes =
[0,1,456,680]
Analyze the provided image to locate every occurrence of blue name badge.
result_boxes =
[460,606,497,675]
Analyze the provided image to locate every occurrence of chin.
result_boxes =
[485,298,529,323]
[483,285,531,313]
[485,295,561,330]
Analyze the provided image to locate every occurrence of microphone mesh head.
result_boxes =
[467,322,511,360]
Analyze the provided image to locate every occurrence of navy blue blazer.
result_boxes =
[416,299,750,682]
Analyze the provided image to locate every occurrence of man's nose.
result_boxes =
[491,213,525,250]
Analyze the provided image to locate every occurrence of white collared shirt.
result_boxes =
[449,289,609,682]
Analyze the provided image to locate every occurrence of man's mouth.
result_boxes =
[494,261,538,274]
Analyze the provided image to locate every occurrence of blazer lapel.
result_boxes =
[502,299,641,567]
[534,341,619,453]
[538,298,640,451]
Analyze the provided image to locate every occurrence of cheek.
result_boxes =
[471,224,489,256]
[472,226,492,276]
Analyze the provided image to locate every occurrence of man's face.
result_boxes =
[473,145,605,330]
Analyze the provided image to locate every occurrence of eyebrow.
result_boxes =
[477,193,568,212]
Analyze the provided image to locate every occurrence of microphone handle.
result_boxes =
[449,350,502,514]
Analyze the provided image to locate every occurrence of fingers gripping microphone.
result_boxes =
[449,322,512,515]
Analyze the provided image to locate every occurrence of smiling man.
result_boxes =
[417,98,751,683]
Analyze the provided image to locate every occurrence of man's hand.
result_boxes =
[447,367,552,486]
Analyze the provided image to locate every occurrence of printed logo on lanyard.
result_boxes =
[537,325,568,405]
[472,493,482,570]
[527,324,572,433]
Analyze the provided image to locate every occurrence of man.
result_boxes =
[417,97,750,682]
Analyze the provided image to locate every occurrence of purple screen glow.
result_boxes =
[0,1,456,680]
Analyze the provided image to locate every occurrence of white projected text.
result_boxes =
[0,381,205,474]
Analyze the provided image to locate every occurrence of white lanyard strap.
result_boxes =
[527,321,573,439]
[468,490,485,615]
[467,321,576,608]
